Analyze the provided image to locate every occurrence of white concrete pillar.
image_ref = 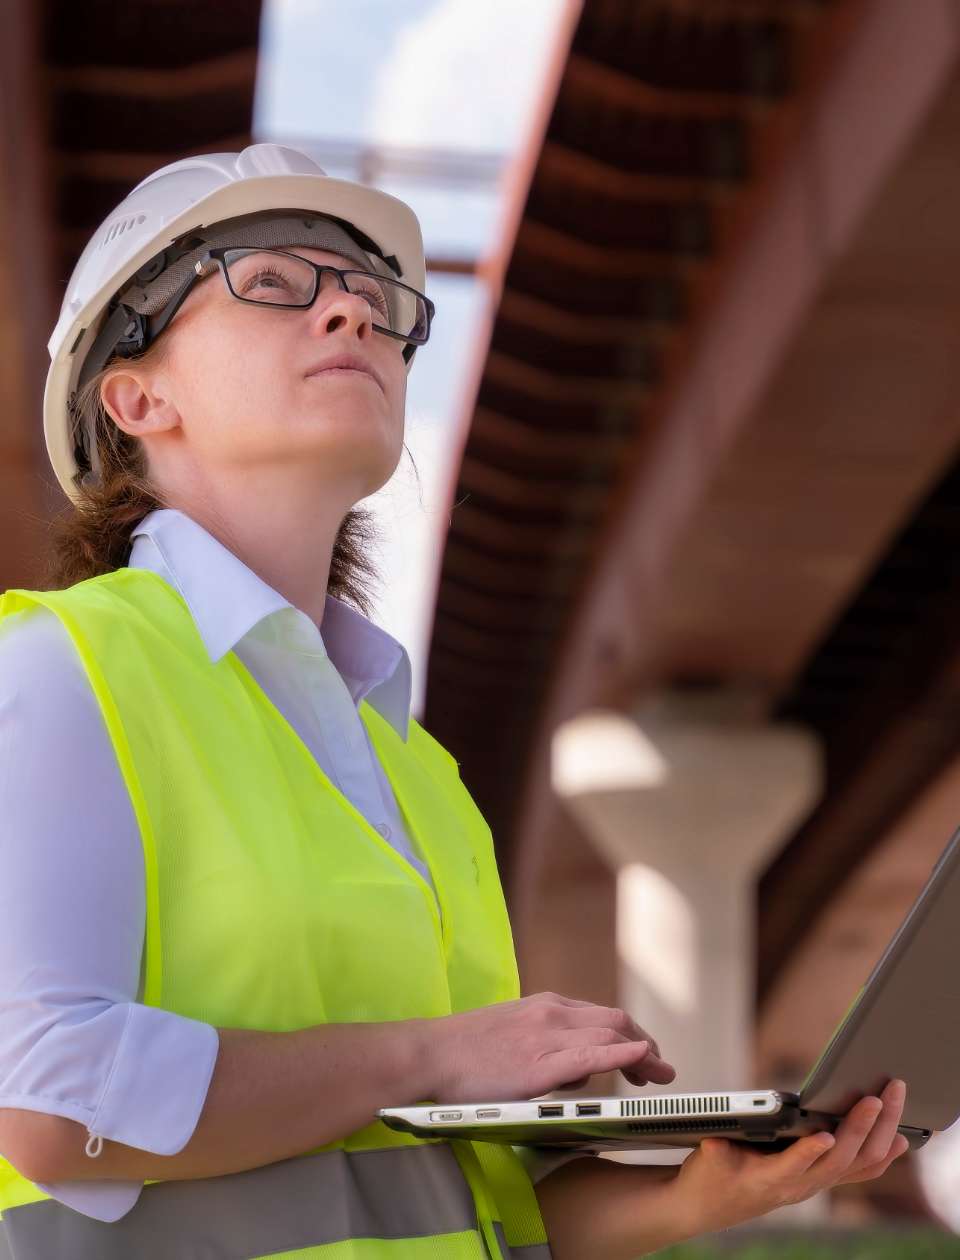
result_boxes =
[551,694,827,1223]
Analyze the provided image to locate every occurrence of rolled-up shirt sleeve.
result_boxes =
[0,606,219,1222]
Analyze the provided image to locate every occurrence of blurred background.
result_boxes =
[4,0,960,1253]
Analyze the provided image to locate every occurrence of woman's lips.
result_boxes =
[308,367,381,391]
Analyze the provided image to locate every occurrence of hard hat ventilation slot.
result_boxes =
[101,214,146,247]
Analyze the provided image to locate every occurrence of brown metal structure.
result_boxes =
[426,0,853,862]
[0,0,265,571]
[422,0,960,1012]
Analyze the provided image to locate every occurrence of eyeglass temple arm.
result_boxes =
[76,268,201,396]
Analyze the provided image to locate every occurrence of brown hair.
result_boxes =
[36,337,385,617]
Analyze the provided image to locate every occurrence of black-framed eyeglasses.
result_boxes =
[78,247,434,395]
[192,247,435,347]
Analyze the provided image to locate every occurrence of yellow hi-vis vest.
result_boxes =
[0,568,552,1260]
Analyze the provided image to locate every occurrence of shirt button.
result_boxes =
[377,822,392,839]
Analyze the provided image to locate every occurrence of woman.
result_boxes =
[0,143,907,1259]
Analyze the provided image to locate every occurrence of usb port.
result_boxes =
[576,1103,601,1117]
[538,1104,564,1118]
[430,1110,463,1122]
[476,1108,501,1119]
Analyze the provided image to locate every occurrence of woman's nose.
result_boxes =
[307,274,374,339]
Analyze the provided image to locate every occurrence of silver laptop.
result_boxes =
[379,824,960,1153]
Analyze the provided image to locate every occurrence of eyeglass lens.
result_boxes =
[222,249,429,342]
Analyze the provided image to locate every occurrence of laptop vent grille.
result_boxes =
[620,1096,731,1118]
[626,1118,741,1134]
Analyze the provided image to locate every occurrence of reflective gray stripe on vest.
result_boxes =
[0,1142,509,1260]
[493,1220,553,1260]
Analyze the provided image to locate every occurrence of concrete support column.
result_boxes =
[551,694,825,1221]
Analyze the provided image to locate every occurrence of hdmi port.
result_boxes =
[576,1104,601,1117]
[538,1104,564,1118]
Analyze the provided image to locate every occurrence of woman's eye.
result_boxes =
[359,287,389,315]
[238,267,296,294]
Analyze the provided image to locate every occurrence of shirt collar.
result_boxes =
[128,507,411,741]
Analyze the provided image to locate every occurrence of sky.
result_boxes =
[256,0,565,154]
[253,0,569,715]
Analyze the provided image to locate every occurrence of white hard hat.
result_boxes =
[44,142,429,505]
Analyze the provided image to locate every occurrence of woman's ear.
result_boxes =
[101,368,180,439]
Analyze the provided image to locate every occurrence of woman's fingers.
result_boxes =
[622,1053,677,1085]
[541,1036,655,1084]
[839,1132,911,1185]
[551,1024,677,1084]
[555,1074,592,1091]
[814,1082,906,1181]
[552,1026,633,1050]
[530,993,669,1063]
[561,1003,662,1058]
[829,1081,908,1184]
[527,993,674,1083]
[807,1095,884,1180]
[772,1129,840,1181]
[535,992,599,1008]
[767,1081,907,1195]
[847,1080,906,1169]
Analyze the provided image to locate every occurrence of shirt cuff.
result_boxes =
[85,1004,220,1155]
[29,1012,218,1223]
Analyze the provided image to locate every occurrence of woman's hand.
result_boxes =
[421,991,676,1103]
[669,1078,909,1237]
